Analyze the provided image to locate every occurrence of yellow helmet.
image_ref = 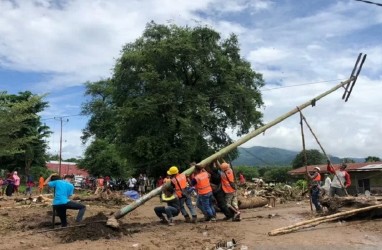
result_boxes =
[167,166,179,175]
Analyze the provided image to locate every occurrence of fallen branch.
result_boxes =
[269,203,382,236]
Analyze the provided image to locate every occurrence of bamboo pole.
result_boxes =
[299,111,349,196]
[298,110,313,212]
[269,204,382,236]
[108,78,354,225]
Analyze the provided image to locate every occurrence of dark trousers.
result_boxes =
[154,206,179,220]
[311,187,322,212]
[54,201,86,227]
[214,189,234,218]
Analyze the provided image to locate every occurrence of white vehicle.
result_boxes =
[74,175,84,188]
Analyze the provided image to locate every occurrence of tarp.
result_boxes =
[123,190,140,200]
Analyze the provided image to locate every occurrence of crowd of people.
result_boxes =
[1,158,355,229]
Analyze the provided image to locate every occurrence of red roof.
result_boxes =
[46,161,89,177]
[288,162,382,176]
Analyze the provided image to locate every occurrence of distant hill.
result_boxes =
[231,146,364,167]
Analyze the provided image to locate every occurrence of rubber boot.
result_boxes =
[184,215,191,223]
[191,215,197,224]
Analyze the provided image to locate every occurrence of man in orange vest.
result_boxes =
[216,160,241,221]
[307,166,322,213]
[191,164,216,222]
[167,166,197,223]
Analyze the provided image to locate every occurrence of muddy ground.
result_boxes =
[1,194,382,250]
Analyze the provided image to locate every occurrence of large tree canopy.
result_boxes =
[0,91,51,175]
[83,22,264,175]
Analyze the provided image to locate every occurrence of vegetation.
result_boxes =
[233,166,259,179]
[260,166,293,183]
[0,91,51,175]
[365,156,381,162]
[82,22,265,176]
[292,149,325,169]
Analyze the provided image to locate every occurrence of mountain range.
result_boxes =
[231,146,364,167]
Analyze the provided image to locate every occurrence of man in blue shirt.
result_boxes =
[44,174,86,227]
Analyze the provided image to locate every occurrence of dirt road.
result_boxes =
[1,196,382,250]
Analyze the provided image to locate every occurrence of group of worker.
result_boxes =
[154,160,241,226]
[307,160,351,213]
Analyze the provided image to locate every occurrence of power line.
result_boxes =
[354,0,382,7]
[41,114,84,121]
[261,78,346,91]
[240,147,273,166]
[39,78,347,119]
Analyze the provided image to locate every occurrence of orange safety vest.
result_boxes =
[195,171,212,195]
[172,173,187,198]
[220,168,236,194]
[313,173,321,182]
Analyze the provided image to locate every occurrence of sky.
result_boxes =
[1,0,382,160]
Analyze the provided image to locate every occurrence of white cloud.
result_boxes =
[2,0,382,159]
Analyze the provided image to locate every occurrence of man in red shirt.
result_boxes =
[327,160,351,197]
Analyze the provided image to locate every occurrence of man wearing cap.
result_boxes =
[167,166,197,223]
[327,160,351,197]
[307,166,322,212]
[44,174,86,227]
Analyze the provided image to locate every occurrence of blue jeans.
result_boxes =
[180,195,196,217]
[197,192,215,218]
[311,187,322,212]
[154,206,179,220]
[54,201,86,227]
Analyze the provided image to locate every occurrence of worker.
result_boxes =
[327,160,351,197]
[44,174,86,227]
[94,175,104,195]
[210,162,234,220]
[307,166,322,213]
[153,185,180,226]
[321,174,332,196]
[38,174,45,194]
[191,164,216,222]
[216,161,241,221]
[239,172,246,186]
[167,166,197,223]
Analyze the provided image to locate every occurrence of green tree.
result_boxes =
[83,22,265,175]
[233,166,259,180]
[292,149,325,169]
[79,139,130,177]
[343,158,355,163]
[365,156,381,162]
[263,166,292,183]
[0,91,51,175]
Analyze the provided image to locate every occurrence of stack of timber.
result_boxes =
[269,203,382,236]
[320,195,382,213]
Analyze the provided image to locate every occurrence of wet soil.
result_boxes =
[1,195,382,249]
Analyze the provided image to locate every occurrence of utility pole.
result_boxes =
[54,117,69,176]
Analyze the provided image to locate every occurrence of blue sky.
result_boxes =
[1,0,382,159]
